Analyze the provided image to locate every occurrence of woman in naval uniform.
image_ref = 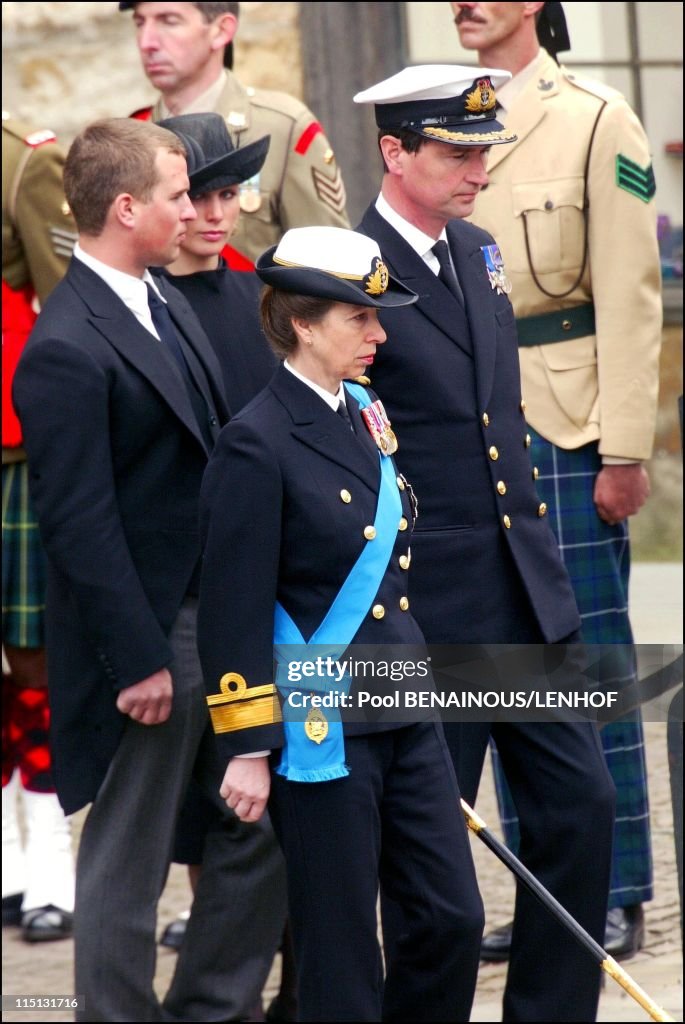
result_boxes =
[198,226,484,1023]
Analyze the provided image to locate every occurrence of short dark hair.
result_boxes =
[377,128,425,172]
[193,2,239,22]
[64,119,186,236]
[260,287,334,360]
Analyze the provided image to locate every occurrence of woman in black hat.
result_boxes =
[154,112,277,412]
[197,225,484,1022]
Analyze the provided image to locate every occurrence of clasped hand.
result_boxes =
[220,756,271,822]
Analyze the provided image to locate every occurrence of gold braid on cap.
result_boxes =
[273,254,361,281]
[422,125,517,143]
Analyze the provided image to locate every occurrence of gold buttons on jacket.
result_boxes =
[520,399,527,413]
[538,503,548,517]
[533,466,539,480]
[399,554,410,570]
[482,412,490,427]
[489,446,499,461]
[503,515,512,529]
[497,481,507,496]
[396,476,405,490]
[399,597,409,611]
[524,433,532,448]
[372,604,385,620]
[364,525,377,541]
[340,489,351,504]
[398,517,408,531]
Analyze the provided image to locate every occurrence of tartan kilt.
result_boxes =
[2,460,47,648]
[492,430,653,907]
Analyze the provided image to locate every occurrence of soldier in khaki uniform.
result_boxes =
[120,1,349,265]
[2,113,77,942]
[454,0,661,963]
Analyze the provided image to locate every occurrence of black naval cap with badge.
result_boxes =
[256,226,418,309]
[354,64,517,147]
[157,112,269,198]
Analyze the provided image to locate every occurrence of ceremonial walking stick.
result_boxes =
[462,800,674,1023]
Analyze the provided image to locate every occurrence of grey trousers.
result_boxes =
[74,600,287,1022]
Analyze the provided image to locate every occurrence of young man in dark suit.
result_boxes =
[354,67,616,1022]
[12,117,285,1023]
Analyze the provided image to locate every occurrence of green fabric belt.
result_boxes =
[516,303,596,346]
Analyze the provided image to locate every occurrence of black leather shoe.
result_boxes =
[159,914,188,950]
[2,892,24,927]
[21,905,73,942]
[480,920,513,962]
[604,905,645,960]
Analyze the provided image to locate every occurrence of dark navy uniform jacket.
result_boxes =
[358,205,580,645]
[197,363,429,760]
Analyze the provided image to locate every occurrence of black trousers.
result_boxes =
[269,721,484,1023]
[446,716,615,1023]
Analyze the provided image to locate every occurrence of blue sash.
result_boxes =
[273,382,402,782]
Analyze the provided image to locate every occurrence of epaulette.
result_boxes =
[560,66,622,104]
[353,375,371,387]
[246,86,309,123]
[130,106,154,122]
[23,128,57,148]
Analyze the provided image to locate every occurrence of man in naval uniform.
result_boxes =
[454,0,660,963]
[354,65,615,1022]
[120,1,349,265]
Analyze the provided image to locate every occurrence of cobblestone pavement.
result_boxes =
[2,565,682,1022]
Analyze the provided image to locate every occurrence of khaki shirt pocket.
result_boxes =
[539,335,598,429]
[512,177,585,275]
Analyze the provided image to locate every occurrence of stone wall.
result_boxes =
[1,1,303,142]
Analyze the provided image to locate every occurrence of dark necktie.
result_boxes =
[146,282,215,450]
[432,239,464,306]
[337,397,355,432]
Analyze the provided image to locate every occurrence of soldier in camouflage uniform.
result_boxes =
[120,1,349,265]
[2,112,77,942]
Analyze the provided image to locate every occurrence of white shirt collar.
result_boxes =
[375,192,447,275]
[284,360,345,412]
[73,241,162,337]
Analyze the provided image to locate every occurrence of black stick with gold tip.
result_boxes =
[461,800,674,1023]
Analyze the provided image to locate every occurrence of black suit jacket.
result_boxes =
[197,364,428,760]
[154,262,277,414]
[357,205,579,644]
[13,257,230,812]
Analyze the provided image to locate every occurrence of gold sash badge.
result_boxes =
[304,706,328,744]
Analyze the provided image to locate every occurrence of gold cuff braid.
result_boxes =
[207,672,282,735]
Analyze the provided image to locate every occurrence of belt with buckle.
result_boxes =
[516,302,596,346]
